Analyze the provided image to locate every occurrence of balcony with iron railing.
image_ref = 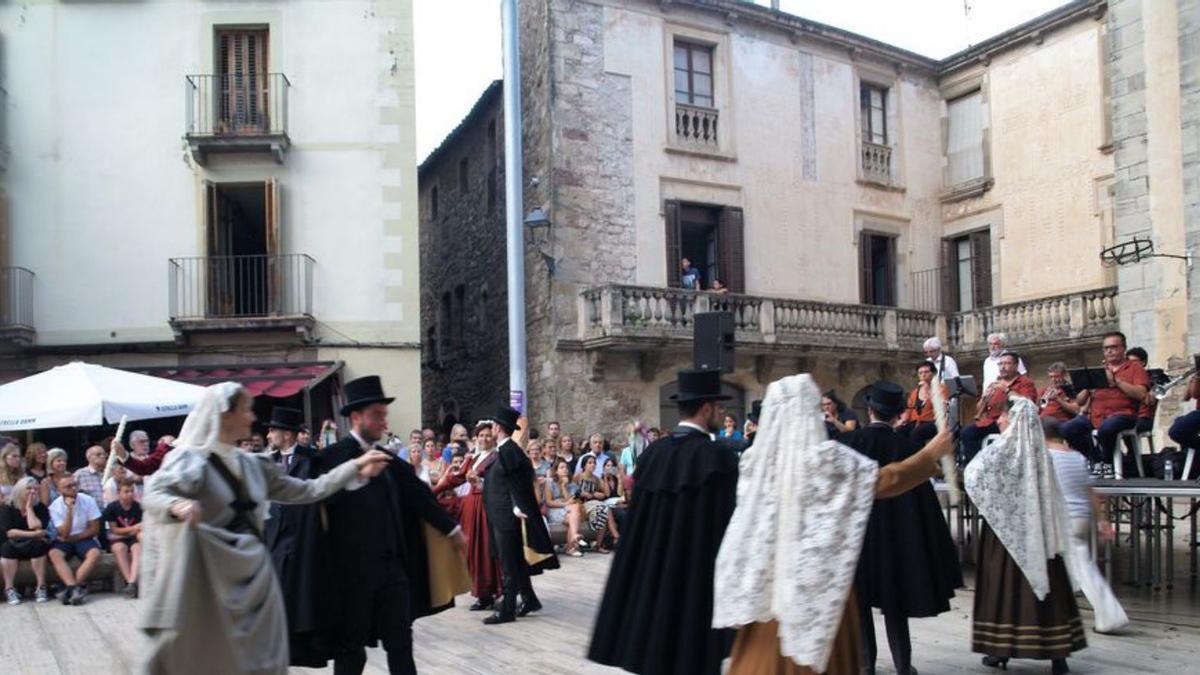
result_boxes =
[0,267,35,346]
[571,283,1120,361]
[168,254,314,338]
[185,73,291,164]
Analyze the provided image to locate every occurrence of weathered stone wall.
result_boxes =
[1180,0,1200,355]
[417,87,510,430]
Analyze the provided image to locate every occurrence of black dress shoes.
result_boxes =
[468,598,494,611]
[516,599,543,617]
[482,610,517,625]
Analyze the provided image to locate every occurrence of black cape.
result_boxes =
[483,437,559,573]
[271,436,457,666]
[843,423,962,617]
[588,426,739,675]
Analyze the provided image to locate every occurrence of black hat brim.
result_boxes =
[865,397,905,420]
[339,396,396,417]
[669,393,733,403]
[266,422,304,433]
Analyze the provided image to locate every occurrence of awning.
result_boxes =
[133,361,343,399]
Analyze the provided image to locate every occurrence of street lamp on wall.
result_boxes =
[524,207,556,277]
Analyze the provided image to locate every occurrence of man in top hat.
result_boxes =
[275,375,467,675]
[481,405,558,625]
[589,369,739,675]
[840,381,961,675]
[265,406,309,472]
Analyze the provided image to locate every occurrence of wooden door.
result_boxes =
[264,179,281,314]
[217,29,268,134]
[205,182,234,316]
[665,200,682,287]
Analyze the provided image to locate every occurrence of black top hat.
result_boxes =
[340,376,396,416]
[747,400,763,424]
[865,381,906,420]
[266,406,305,432]
[669,369,733,404]
[492,406,522,434]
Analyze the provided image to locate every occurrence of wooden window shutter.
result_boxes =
[217,29,268,132]
[717,206,745,293]
[884,235,897,306]
[665,200,682,287]
[859,231,872,304]
[941,238,958,312]
[264,179,281,314]
[970,230,992,308]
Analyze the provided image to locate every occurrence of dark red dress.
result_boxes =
[459,452,503,600]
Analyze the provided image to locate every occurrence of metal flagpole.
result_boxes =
[502,0,527,413]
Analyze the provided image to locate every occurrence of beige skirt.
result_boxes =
[728,592,861,675]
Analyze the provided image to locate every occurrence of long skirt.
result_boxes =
[972,523,1087,660]
[728,592,861,675]
[460,491,502,599]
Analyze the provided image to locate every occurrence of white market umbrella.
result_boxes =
[0,361,206,431]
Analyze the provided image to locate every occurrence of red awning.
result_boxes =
[133,362,342,400]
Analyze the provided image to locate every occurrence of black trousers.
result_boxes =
[333,557,415,675]
[491,522,537,614]
[858,592,912,674]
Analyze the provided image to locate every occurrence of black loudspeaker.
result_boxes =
[694,311,735,373]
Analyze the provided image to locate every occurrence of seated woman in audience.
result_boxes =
[1,477,52,605]
[899,360,949,447]
[1,444,23,502]
[39,448,69,507]
[527,440,551,478]
[543,459,585,557]
[104,479,143,598]
[575,455,620,553]
[24,442,48,483]
[821,391,860,438]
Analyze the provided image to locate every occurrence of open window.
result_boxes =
[859,232,896,306]
[665,200,744,293]
[204,179,280,317]
[941,230,992,311]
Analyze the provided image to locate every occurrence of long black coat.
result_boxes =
[843,423,962,617]
[588,426,739,675]
[273,436,457,665]
[482,437,558,572]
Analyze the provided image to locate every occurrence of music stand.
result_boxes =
[1068,367,1112,390]
[947,375,978,399]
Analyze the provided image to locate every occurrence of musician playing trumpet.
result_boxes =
[1061,332,1150,468]
[1039,362,1082,422]
[960,351,1038,464]
[1167,373,1200,463]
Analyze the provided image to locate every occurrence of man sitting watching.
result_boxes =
[1168,374,1200,463]
[1039,362,1082,422]
[1125,347,1156,433]
[1061,331,1150,468]
[73,445,108,507]
[961,351,1038,463]
[47,475,103,605]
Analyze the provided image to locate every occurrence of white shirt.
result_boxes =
[678,421,716,440]
[1049,447,1094,520]
[932,352,960,382]
[50,492,102,538]
[983,353,1028,389]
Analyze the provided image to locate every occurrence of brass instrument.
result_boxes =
[1153,367,1198,400]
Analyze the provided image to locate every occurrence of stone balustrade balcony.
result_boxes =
[860,141,892,186]
[674,103,720,150]
[571,284,1120,362]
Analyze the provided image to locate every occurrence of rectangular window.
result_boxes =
[458,157,469,192]
[430,186,439,220]
[946,91,984,185]
[487,167,497,210]
[859,232,897,306]
[673,41,714,108]
[664,201,744,293]
[860,83,888,145]
[942,230,992,311]
[215,28,269,134]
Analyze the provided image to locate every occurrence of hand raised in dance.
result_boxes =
[923,429,955,461]
[354,449,392,479]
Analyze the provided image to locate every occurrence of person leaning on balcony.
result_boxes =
[1124,347,1156,434]
[1060,332,1150,467]
[982,333,1027,389]
[680,257,702,290]
[1039,362,1082,423]
[923,337,959,383]
[960,351,1038,464]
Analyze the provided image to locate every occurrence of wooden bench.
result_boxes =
[10,552,123,596]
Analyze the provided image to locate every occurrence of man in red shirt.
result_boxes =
[1039,362,1081,422]
[1061,332,1150,466]
[961,351,1038,463]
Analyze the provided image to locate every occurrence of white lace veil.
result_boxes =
[169,381,247,456]
[964,396,1072,599]
[712,374,879,672]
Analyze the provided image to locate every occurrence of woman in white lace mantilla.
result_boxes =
[712,374,955,674]
[137,382,390,675]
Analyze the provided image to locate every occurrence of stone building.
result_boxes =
[421,0,1183,437]
[0,0,425,444]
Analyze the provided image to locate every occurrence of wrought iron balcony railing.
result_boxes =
[168,254,313,322]
[185,73,291,163]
